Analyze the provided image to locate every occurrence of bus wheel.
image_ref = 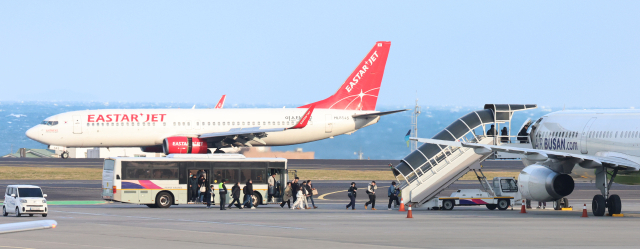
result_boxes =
[156,192,173,208]
[146,204,158,208]
[486,204,497,210]
[497,199,509,210]
[252,192,262,207]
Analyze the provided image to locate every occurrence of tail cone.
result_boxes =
[399,198,406,212]
[406,204,413,218]
[581,203,588,218]
[520,199,527,214]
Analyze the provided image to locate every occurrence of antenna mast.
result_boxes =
[411,96,421,151]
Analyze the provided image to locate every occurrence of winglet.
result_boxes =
[289,105,315,129]
[215,95,226,109]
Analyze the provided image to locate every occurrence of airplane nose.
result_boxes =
[26,127,39,141]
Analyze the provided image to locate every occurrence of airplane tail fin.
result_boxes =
[299,41,390,111]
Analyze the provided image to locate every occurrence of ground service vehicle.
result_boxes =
[101,154,288,208]
[424,170,521,211]
[3,185,48,217]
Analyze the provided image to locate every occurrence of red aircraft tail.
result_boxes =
[299,41,390,111]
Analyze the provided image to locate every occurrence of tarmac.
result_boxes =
[2,159,639,248]
[1,199,640,248]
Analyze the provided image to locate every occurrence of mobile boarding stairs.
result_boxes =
[392,104,537,208]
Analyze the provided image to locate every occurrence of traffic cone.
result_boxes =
[581,203,588,218]
[520,199,527,214]
[406,204,413,218]
[399,198,406,212]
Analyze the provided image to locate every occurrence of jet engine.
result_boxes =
[518,165,574,202]
[162,137,209,155]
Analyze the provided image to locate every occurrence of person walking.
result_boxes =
[268,173,277,202]
[388,181,400,210]
[292,189,304,210]
[219,179,228,210]
[301,181,310,209]
[189,174,198,202]
[306,180,317,209]
[280,182,292,209]
[228,182,243,209]
[242,179,256,209]
[365,181,377,210]
[205,184,213,209]
[291,177,300,204]
[346,182,357,210]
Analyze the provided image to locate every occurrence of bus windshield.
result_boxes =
[18,188,43,198]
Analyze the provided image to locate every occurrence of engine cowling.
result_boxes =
[518,165,574,202]
[162,137,209,155]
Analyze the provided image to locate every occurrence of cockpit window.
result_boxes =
[41,121,59,126]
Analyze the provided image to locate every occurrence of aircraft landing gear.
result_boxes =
[60,151,69,159]
[553,197,569,210]
[594,167,621,216]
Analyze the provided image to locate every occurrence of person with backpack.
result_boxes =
[228,182,243,209]
[388,181,400,210]
[346,182,357,210]
[242,179,255,209]
[219,179,228,210]
[364,181,377,210]
[280,182,292,209]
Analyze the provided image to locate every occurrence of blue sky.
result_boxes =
[1,1,639,108]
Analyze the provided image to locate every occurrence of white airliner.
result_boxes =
[26,41,405,158]
[418,109,640,216]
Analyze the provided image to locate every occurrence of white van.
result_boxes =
[2,185,48,217]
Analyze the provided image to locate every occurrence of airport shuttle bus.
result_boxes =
[101,154,288,208]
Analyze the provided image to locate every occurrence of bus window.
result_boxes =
[213,169,239,184]
[240,169,266,183]
[122,161,179,180]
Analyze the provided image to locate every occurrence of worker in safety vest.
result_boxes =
[219,179,228,210]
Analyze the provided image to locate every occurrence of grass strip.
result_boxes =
[0,166,102,180]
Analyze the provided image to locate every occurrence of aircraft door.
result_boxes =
[580,117,597,154]
[325,114,333,133]
[73,115,82,134]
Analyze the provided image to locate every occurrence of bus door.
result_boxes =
[186,163,211,203]
[268,166,286,202]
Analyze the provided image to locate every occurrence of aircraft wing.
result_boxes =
[352,109,409,119]
[412,137,640,171]
[198,105,315,145]
[215,95,226,109]
[0,220,57,234]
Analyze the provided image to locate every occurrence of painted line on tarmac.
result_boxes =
[52,210,305,230]
[317,190,347,200]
